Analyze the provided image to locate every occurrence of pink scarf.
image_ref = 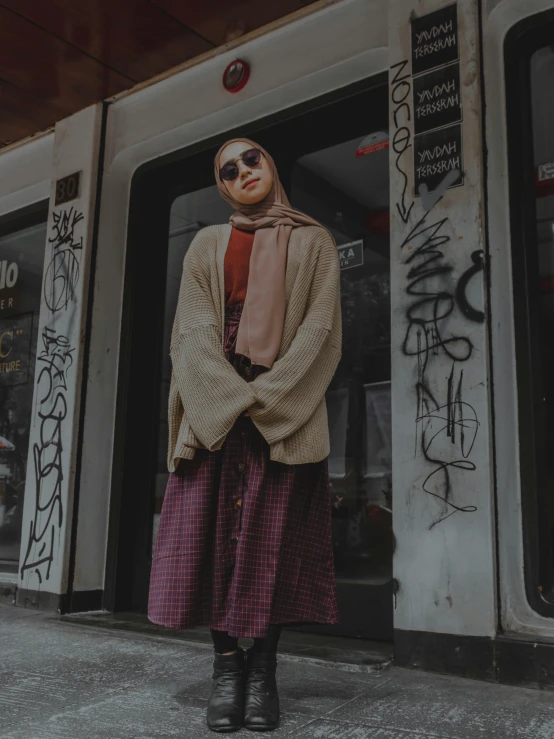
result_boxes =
[214,138,321,368]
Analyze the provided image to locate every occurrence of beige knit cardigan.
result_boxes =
[167,223,342,472]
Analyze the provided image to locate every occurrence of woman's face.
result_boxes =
[219,142,273,205]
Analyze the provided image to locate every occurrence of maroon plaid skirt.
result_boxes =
[147,303,339,638]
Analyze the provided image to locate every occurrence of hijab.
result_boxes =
[214,137,321,368]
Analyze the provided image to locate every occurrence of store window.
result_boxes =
[507,28,554,612]
[290,139,391,585]
[0,220,46,574]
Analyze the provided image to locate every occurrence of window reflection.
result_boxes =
[530,46,554,588]
[0,222,46,572]
[291,136,392,584]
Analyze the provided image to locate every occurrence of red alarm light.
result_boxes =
[223,59,251,93]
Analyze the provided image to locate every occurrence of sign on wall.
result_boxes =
[411,3,458,75]
[414,123,463,193]
[338,240,364,271]
[413,63,462,135]
[54,171,81,206]
[411,3,463,194]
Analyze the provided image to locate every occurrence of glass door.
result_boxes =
[118,77,393,639]
[506,24,554,617]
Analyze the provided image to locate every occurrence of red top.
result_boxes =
[224,227,254,306]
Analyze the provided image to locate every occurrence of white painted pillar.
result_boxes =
[389,0,497,636]
[18,105,103,605]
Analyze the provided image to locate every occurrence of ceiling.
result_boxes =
[0,0,314,148]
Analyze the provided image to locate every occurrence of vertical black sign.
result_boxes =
[411,3,463,196]
[414,124,463,194]
[411,3,458,75]
[413,63,461,135]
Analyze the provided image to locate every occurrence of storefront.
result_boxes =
[1,0,554,687]
[111,77,393,639]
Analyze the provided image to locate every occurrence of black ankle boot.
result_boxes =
[243,649,279,731]
[206,648,245,733]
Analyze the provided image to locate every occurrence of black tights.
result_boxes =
[210,625,282,655]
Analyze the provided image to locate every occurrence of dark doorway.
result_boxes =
[505,15,554,618]
[107,75,393,640]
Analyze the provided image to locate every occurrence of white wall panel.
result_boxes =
[389,0,496,636]
[18,105,103,597]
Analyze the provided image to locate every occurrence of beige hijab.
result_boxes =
[215,138,321,368]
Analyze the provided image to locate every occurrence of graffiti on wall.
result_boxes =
[391,58,484,528]
[44,207,83,314]
[21,204,83,584]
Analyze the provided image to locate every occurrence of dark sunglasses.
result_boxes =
[219,147,263,182]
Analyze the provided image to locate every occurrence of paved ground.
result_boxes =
[1,603,554,739]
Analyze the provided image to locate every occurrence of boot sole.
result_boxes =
[244,725,279,732]
[207,724,243,733]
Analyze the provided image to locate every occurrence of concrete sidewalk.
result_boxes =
[1,603,554,739]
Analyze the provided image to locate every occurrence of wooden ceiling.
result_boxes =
[0,0,314,148]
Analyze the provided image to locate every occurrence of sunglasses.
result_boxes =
[219,148,263,182]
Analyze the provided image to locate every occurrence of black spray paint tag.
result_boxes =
[413,62,461,135]
[338,240,364,271]
[411,3,459,76]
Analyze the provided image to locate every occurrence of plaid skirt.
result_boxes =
[147,303,339,638]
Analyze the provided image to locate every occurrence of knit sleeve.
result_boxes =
[248,229,342,445]
[170,229,256,451]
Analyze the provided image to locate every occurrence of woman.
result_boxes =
[148,138,342,733]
